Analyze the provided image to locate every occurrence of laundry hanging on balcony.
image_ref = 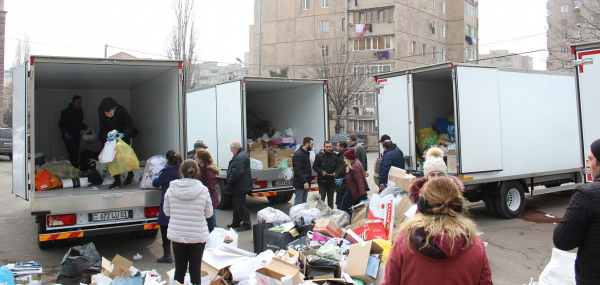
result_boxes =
[355,24,365,35]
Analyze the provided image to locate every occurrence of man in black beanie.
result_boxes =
[554,138,600,284]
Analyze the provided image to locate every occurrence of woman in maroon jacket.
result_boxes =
[383,177,493,285]
[194,149,221,233]
[340,148,369,216]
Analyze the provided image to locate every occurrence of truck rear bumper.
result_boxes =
[39,223,159,242]
[251,186,319,198]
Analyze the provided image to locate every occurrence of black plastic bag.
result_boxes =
[306,255,340,267]
[57,242,102,285]
[83,165,103,185]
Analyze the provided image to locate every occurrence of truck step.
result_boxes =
[531,184,581,196]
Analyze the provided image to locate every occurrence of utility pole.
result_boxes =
[104,44,108,58]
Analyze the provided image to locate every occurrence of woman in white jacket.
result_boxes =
[163,159,214,285]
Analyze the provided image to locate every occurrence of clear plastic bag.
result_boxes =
[289,203,321,224]
[260,133,271,141]
[316,243,343,262]
[284,128,294,137]
[140,155,166,189]
[40,160,82,179]
[82,128,98,144]
[318,209,351,228]
[257,207,291,226]
[108,138,140,176]
[277,159,289,169]
[250,158,264,170]
[283,168,293,180]
[447,124,456,142]
[270,131,282,140]
[380,186,408,197]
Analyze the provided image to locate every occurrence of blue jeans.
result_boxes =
[294,188,309,205]
[335,192,345,209]
[207,212,217,233]
[341,191,367,217]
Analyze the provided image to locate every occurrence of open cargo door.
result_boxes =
[12,63,28,200]
[215,81,243,170]
[186,87,218,165]
[575,46,600,182]
[455,66,503,174]
[377,73,415,170]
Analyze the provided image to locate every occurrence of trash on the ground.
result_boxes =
[538,248,576,285]
[132,253,142,260]
[545,213,556,218]
[58,242,102,285]
[89,187,99,191]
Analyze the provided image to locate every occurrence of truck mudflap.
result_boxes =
[39,223,159,242]
[251,187,319,198]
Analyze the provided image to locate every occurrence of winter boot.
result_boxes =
[157,245,172,263]
[109,177,121,189]
[123,172,134,186]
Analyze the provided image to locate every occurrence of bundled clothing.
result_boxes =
[293,147,312,205]
[379,146,405,186]
[408,176,465,204]
[382,228,492,285]
[313,149,338,208]
[97,97,134,144]
[553,176,600,285]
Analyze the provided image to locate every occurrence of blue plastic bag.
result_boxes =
[434,118,452,134]
[0,265,16,285]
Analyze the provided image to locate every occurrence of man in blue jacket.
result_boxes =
[379,140,405,191]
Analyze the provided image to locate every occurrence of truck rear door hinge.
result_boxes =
[28,71,31,78]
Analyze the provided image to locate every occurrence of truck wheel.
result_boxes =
[483,194,498,217]
[8,154,12,160]
[282,192,294,202]
[494,181,526,219]
[144,229,159,238]
[37,223,53,250]
[216,179,232,210]
[267,195,286,204]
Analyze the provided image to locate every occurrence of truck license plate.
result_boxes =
[92,211,130,222]
[275,179,292,186]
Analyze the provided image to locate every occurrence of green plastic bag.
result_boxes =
[108,138,140,176]
[277,159,289,169]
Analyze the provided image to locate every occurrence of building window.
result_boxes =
[354,67,366,79]
[353,36,393,51]
[470,49,476,61]
[302,0,310,11]
[321,0,329,8]
[432,22,437,34]
[441,49,446,61]
[441,25,446,37]
[576,30,581,37]
[321,45,329,57]
[481,59,486,64]
[561,5,568,12]
[370,64,391,76]
[465,2,476,17]
[342,18,346,31]
[322,21,329,32]
[563,62,570,68]
[354,93,366,106]
[465,48,469,59]
[342,44,346,56]
[441,2,445,13]
[433,47,437,60]
[432,0,436,9]
[411,41,416,54]
[351,7,393,24]
[547,9,552,16]
[422,43,427,55]
[561,47,569,54]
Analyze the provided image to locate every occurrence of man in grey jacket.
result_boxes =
[349,134,368,176]
[224,141,253,232]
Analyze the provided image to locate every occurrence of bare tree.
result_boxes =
[3,35,30,125]
[300,39,373,134]
[166,0,199,89]
[12,35,31,68]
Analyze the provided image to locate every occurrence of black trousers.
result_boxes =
[319,184,336,208]
[172,242,205,285]
[64,139,80,168]
[232,193,251,226]
[160,226,171,248]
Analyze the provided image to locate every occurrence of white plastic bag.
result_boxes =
[250,158,263,170]
[83,128,98,144]
[230,250,275,282]
[310,149,316,164]
[205,228,239,249]
[289,203,321,224]
[270,131,282,140]
[260,133,271,141]
[538,248,576,285]
[98,140,117,163]
[140,155,167,189]
[284,128,294,137]
[257,207,291,226]
[283,168,293,180]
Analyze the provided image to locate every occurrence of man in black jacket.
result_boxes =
[293,137,314,205]
[313,141,337,208]
[349,134,368,176]
[554,138,600,285]
[334,140,348,209]
[98,97,135,189]
[224,141,253,231]
[58,95,89,168]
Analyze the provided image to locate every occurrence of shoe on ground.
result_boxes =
[109,179,121,189]
[123,173,134,186]
[236,224,252,232]
[157,255,173,263]
[227,223,241,229]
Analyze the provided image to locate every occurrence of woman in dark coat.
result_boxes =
[194,149,221,233]
[152,150,183,263]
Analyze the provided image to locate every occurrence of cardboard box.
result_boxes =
[345,241,385,284]
[393,195,413,228]
[446,150,457,173]
[346,220,388,241]
[248,141,265,151]
[255,258,304,285]
[102,254,133,279]
[298,250,340,279]
[268,149,294,168]
[351,202,369,224]
[201,262,232,282]
[314,219,343,238]
[250,150,269,169]
[387,167,417,190]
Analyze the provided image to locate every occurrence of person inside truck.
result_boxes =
[313,141,338,208]
[58,95,90,168]
[379,140,406,191]
[98,97,135,189]
[349,134,368,177]
[408,147,464,204]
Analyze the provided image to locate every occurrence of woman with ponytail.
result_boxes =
[382,177,492,285]
[163,159,213,285]
[152,150,183,263]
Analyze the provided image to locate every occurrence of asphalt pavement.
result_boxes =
[0,152,575,284]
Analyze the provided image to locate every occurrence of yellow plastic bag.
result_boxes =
[108,138,140,176]
[417,127,439,151]
[373,239,393,267]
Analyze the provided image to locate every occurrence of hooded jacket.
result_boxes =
[98,97,134,144]
[379,146,405,185]
[382,228,492,285]
[313,149,338,186]
[58,103,88,141]
[292,147,312,189]
[554,176,600,285]
[224,149,253,195]
[334,148,348,194]
[346,159,369,200]
[408,176,465,204]
[163,178,213,244]
[152,164,180,226]
[196,163,221,210]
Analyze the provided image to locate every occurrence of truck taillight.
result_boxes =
[253,181,268,189]
[145,207,160,218]
[30,56,34,65]
[311,176,317,184]
[47,214,76,227]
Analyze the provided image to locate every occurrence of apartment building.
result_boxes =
[479,50,533,70]
[196,62,247,87]
[248,0,479,140]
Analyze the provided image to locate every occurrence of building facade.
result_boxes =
[479,50,533,70]
[248,0,479,140]
[196,62,247,88]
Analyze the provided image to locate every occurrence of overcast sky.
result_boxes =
[4,0,549,70]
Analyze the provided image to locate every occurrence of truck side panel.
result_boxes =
[12,63,28,200]
[216,81,243,170]
[576,48,600,181]
[186,87,218,162]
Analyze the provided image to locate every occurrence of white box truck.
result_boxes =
[374,63,586,218]
[12,56,185,248]
[185,77,329,209]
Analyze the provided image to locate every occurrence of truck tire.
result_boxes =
[267,195,286,204]
[144,229,159,238]
[282,192,294,202]
[37,222,53,250]
[494,181,526,219]
[483,194,498,217]
[216,179,233,210]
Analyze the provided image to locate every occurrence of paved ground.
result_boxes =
[0,152,575,284]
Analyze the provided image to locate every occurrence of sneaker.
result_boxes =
[227,223,241,229]
[109,179,121,189]
[236,223,252,232]
[123,173,134,186]
[157,255,173,263]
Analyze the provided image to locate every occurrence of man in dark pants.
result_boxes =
[293,137,314,205]
[58,95,90,168]
[313,141,337,208]
[98,97,135,189]
[334,140,348,209]
[224,141,253,232]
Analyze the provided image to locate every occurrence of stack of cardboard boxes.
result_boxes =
[247,140,294,170]
[387,167,417,190]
